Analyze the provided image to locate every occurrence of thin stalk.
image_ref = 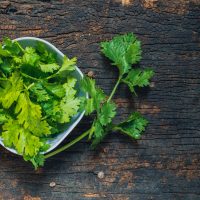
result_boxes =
[44,129,91,159]
[46,73,57,80]
[27,82,35,90]
[21,72,41,81]
[107,76,122,102]
[0,77,7,81]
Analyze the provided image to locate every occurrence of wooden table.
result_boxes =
[0,1,199,199]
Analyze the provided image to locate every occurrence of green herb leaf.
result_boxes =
[39,63,60,73]
[122,68,154,94]
[113,112,148,139]
[2,119,44,157]
[91,120,104,148]
[0,72,23,109]
[3,37,23,55]
[0,44,11,57]
[57,56,76,76]
[81,77,106,115]
[59,78,80,123]
[42,100,61,122]
[15,92,51,137]
[23,47,40,66]
[24,153,45,170]
[101,33,142,75]
[99,101,116,126]
[44,83,66,98]
[30,82,51,102]
[0,109,7,124]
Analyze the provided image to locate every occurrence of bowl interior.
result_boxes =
[0,37,86,154]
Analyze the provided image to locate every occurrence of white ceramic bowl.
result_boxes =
[0,37,86,155]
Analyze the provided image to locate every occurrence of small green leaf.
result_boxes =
[101,33,142,75]
[30,82,51,102]
[122,68,154,94]
[0,58,13,74]
[15,92,51,137]
[0,44,11,57]
[39,63,60,73]
[0,109,7,124]
[113,112,148,139]
[44,83,66,98]
[59,78,80,123]
[125,41,142,65]
[99,102,116,126]
[2,119,44,157]
[81,77,106,114]
[42,100,61,122]
[3,37,23,55]
[57,56,76,76]
[24,153,45,170]
[91,120,104,148]
[0,72,23,109]
[22,47,40,66]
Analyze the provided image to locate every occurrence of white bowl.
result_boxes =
[0,37,86,155]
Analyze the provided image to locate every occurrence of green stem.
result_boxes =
[27,82,35,90]
[0,77,7,81]
[44,129,91,159]
[21,72,41,81]
[45,74,122,159]
[46,73,57,80]
[107,76,122,102]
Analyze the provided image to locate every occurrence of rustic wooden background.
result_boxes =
[0,0,200,199]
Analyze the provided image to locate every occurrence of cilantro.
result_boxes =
[30,82,51,102]
[2,118,44,157]
[81,77,106,115]
[59,78,80,123]
[23,47,40,66]
[101,33,142,76]
[0,38,81,169]
[90,120,104,147]
[24,154,45,170]
[122,68,154,94]
[3,37,23,55]
[44,33,154,161]
[43,83,66,98]
[0,72,23,109]
[15,92,51,137]
[57,56,76,75]
[99,102,116,126]
[39,63,60,73]
[0,109,7,124]
[0,33,154,169]
[112,112,148,139]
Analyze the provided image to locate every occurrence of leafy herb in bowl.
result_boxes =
[0,33,154,169]
[0,37,85,168]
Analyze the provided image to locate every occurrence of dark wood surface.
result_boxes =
[0,0,200,199]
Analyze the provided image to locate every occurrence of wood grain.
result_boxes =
[0,0,200,199]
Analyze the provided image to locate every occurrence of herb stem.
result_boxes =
[46,74,57,80]
[27,82,35,90]
[21,72,41,81]
[107,76,122,102]
[44,129,91,159]
[0,77,7,81]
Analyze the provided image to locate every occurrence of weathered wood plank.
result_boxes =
[0,0,200,199]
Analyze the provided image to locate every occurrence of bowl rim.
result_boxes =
[0,36,86,155]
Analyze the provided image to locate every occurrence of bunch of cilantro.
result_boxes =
[0,33,154,169]
[0,38,80,168]
[44,33,154,165]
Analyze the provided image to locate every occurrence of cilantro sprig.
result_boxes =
[0,34,154,169]
[44,33,154,162]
